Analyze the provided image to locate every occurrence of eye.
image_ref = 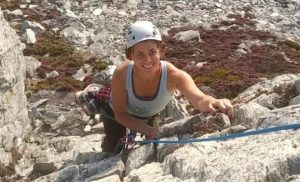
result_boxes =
[136,53,145,58]
[150,50,158,56]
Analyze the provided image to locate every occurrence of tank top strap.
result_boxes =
[126,62,134,91]
[159,61,167,93]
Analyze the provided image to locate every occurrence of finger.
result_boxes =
[223,99,234,118]
[208,103,217,112]
[152,126,159,138]
[216,100,227,114]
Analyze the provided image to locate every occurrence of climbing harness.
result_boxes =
[114,130,137,155]
[115,115,159,154]
[120,130,137,149]
[135,123,300,145]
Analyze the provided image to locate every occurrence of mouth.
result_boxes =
[142,63,155,69]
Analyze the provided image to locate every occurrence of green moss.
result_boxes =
[227,75,240,81]
[49,42,73,57]
[50,53,85,69]
[193,76,202,84]
[94,61,109,71]
[194,68,229,86]
[13,23,22,31]
[210,68,229,79]
[194,76,213,86]
[28,80,50,92]
[223,91,237,99]
[28,77,84,92]
[24,36,74,57]
[283,40,300,50]
[55,77,85,91]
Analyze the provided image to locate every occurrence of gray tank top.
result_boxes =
[126,61,172,117]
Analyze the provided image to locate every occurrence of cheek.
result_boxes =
[154,53,161,60]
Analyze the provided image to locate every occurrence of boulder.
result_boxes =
[0,9,31,166]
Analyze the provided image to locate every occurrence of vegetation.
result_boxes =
[23,32,108,92]
[0,0,21,10]
[28,77,85,92]
[165,12,300,99]
[93,61,110,71]
[283,40,300,50]
[24,35,74,57]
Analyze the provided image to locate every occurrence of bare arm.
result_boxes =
[172,67,217,112]
[111,65,158,138]
[168,63,233,117]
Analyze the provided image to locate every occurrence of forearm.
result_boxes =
[114,113,152,135]
[193,95,217,112]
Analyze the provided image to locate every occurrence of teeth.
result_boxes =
[143,64,153,68]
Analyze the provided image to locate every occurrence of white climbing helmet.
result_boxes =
[126,20,162,48]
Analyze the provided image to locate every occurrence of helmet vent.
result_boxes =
[125,21,162,48]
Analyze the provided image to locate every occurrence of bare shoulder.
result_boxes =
[113,59,131,81]
[165,61,187,80]
[164,61,188,90]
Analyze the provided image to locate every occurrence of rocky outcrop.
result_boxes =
[126,129,300,182]
[124,74,300,182]
[24,74,300,182]
[0,9,31,169]
[1,0,300,181]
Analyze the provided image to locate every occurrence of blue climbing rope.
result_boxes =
[136,123,300,145]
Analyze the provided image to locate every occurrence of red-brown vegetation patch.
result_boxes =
[164,12,300,99]
[21,8,43,22]
[192,113,228,137]
[0,0,61,22]
[20,8,61,22]
[0,0,21,10]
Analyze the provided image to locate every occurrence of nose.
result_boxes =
[144,54,151,63]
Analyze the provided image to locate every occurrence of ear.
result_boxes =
[125,47,133,60]
[159,42,166,59]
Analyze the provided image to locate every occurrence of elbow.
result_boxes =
[113,111,126,125]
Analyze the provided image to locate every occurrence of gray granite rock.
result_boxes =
[0,9,31,166]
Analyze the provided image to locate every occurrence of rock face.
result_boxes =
[125,130,300,182]
[0,10,30,166]
[124,75,300,182]
[1,0,300,181]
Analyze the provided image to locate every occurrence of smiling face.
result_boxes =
[131,40,162,73]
